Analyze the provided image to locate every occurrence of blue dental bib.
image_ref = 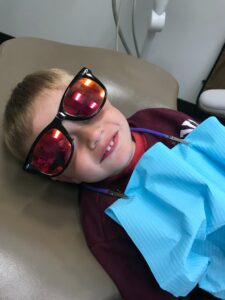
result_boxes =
[105,117,225,299]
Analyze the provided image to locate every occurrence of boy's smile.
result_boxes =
[100,131,118,162]
[28,87,136,183]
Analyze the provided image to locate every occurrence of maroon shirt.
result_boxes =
[79,108,215,300]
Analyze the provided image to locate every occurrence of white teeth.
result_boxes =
[106,140,114,152]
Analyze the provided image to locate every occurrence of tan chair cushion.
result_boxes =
[0,37,178,300]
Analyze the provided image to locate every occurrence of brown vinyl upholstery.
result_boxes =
[0,37,178,300]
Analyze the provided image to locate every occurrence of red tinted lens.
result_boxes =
[63,78,105,118]
[31,128,72,176]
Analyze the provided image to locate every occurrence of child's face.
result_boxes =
[28,88,136,183]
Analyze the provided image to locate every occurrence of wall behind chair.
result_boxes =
[0,0,116,48]
[0,0,225,104]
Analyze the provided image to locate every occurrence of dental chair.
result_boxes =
[0,37,178,300]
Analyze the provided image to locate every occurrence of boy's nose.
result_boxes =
[78,123,104,150]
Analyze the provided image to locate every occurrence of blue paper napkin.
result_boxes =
[105,117,225,299]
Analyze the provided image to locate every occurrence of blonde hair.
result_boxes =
[3,68,73,161]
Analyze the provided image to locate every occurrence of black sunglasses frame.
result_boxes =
[59,67,107,121]
[23,67,107,177]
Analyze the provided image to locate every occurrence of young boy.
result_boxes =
[3,67,213,300]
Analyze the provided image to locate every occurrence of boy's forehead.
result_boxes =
[31,88,65,136]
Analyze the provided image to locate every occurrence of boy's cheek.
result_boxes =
[52,166,82,183]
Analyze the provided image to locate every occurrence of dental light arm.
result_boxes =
[150,0,169,32]
[154,0,169,15]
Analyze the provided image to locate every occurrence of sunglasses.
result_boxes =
[23,67,107,177]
